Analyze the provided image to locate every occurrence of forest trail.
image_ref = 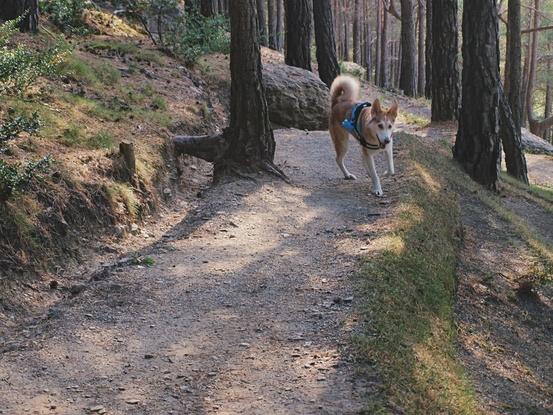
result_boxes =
[0,129,400,414]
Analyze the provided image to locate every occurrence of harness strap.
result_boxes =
[341,102,380,150]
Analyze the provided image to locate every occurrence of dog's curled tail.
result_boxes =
[330,75,360,107]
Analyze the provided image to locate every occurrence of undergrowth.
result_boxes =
[356,133,479,414]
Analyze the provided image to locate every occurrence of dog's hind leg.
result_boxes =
[361,148,383,196]
[332,128,357,180]
[385,143,395,176]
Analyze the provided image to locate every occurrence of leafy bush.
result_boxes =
[0,112,41,145]
[0,156,53,201]
[166,12,230,66]
[42,0,92,35]
[0,19,70,95]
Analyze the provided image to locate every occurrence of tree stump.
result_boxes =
[119,141,136,183]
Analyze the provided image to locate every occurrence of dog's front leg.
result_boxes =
[362,150,383,197]
[385,143,395,176]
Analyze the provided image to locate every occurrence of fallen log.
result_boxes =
[173,134,228,163]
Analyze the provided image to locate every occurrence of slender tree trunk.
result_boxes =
[343,2,350,61]
[375,0,382,84]
[353,0,361,64]
[366,6,373,81]
[313,0,340,87]
[276,0,284,50]
[545,57,552,142]
[256,0,268,46]
[499,0,528,182]
[520,6,533,127]
[200,0,216,17]
[284,0,312,71]
[216,0,277,176]
[431,0,459,121]
[0,0,39,32]
[454,0,501,190]
[399,0,417,96]
[425,0,432,98]
[417,0,425,96]
[379,1,389,87]
[268,0,277,49]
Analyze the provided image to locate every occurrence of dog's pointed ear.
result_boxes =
[372,99,382,115]
[388,102,398,119]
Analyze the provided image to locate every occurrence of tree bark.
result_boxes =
[431,0,459,121]
[268,0,277,49]
[379,1,389,87]
[375,0,382,84]
[284,0,312,71]
[276,0,284,50]
[545,56,552,142]
[425,0,432,98]
[0,0,39,32]
[417,0,425,96]
[313,0,340,87]
[454,0,501,191]
[399,0,417,96]
[499,0,528,182]
[365,4,373,81]
[353,0,361,64]
[215,0,278,176]
[200,0,216,17]
[256,0,268,46]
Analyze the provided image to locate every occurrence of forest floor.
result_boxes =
[1,27,553,413]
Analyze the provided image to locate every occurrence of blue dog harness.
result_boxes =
[341,102,381,150]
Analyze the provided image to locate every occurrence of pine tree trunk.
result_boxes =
[268,0,277,49]
[499,0,527,182]
[256,0,268,46]
[276,0,284,50]
[0,0,39,32]
[200,0,216,17]
[366,6,373,81]
[313,0,340,87]
[520,6,533,127]
[454,0,501,190]
[417,0,425,96]
[375,0,381,84]
[343,3,350,61]
[425,0,432,98]
[431,0,459,121]
[545,57,552,142]
[216,0,277,176]
[353,0,361,64]
[399,0,417,96]
[379,3,388,87]
[284,0,312,71]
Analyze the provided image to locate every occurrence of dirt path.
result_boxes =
[0,129,400,414]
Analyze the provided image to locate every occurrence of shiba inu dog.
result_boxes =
[328,75,398,196]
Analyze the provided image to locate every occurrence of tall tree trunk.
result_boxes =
[0,0,39,32]
[343,2,350,61]
[545,56,552,142]
[379,1,389,87]
[313,0,340,87]
[454,0,501,190]
[365,5,373,81]
[499,0,528,182]
[216,0,277,176]
[268,0,277,49]
[417,0,425,96]
[284,0,312,70]
[431,0,459,121]
[399,0,417,96]
[200,0,216,17]
[520,6,533,127]
[256,0,268,46]
[425,0,432,98]
[276,0,284,50]
[353,0,361,64]
[375,0,382,84]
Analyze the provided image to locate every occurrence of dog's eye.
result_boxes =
[378,124,384,129]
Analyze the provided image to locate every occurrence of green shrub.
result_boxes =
[166,12,230,66]
[0,112,41,145]
[88,131,116,149]
[42,0,92,35]
[0,156,53,201]
[0,19,70,95]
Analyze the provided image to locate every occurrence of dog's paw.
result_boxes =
[344,174,357,180]
[385,170,395,177]
[373,189,384,197]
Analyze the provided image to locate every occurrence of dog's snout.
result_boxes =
[384,138,391,144]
